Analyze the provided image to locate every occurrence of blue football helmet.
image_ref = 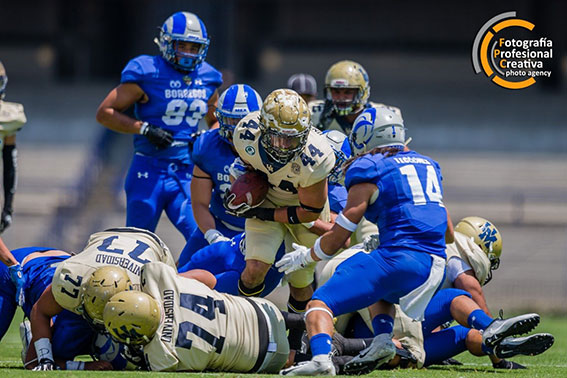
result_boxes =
[350,106,405,156]
[156,12,210,72]
[323,130,351,185]
[0,61,7,99]
[216,84,262,143]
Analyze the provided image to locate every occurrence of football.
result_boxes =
[228,170,270,208]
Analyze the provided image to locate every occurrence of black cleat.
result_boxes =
[492,359,527,369]
[482,313,540,347]
[494,333,554,359]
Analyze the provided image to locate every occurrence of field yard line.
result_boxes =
[462,362,567,368]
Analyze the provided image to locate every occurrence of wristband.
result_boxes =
[336,211,358,232]
[313,236,332,261]
[204,229,223,244]
[139,122,149,135]
[34,337,54,363]
[66,360,85,370]
[255,207,275,221]
[287,206,301,224]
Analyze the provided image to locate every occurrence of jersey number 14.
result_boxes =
[399,165,443,205]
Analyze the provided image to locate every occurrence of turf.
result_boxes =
[1,310,566,377]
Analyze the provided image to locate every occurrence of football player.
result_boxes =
[310,60,401,134]
[177,84,262,267]
[0,246,113,370]
[96,12,222,240]
[0,61,25,233]
[277,107,449,375]
[104,261,290,372]
[287,73,318,104]
[439,216,525,369]
[224,89,335,315]
[27,227,176,370]
[0,236,25,305]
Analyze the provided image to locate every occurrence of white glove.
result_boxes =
[275,243,314,274]
[32,338,57,370]
[228,157,248,180]
[363,233,380,251]
[204,229,230,245]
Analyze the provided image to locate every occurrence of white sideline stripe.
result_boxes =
[461,362,567,368]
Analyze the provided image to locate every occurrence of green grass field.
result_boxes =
[1,310,566,377]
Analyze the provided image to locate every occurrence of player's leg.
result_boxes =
[423,325,471,366]
[51,310,96,362]
[124,155,163,232]
[240,218,285,296]
[163,164,197,240]
[421,288,472,335]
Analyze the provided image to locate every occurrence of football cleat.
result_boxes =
[482,313,540,347]
[492,359,526,369]
[343,333,395,375]
[280,354,336,376]
[494,333,554,359]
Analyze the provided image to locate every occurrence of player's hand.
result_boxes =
[121,344,147,370]
[223,192,253,216]
[0,209,12,233]
[204,229,230,245]
[228,157,249,180]
[140,122,173,149]
[276,243,314,274]
[8,263,25,306]
[32,359,58,370]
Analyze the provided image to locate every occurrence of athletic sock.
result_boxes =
[467,309,493,330]
[310,333,332,356]
[371,314,394,336]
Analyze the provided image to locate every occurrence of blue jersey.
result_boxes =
[121,55,222,161]
[191,129,244,229]
[328,183,348,214]
[345,150,447,257]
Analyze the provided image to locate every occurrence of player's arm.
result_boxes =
[454,271,491,316]
[179,269,217,289]
[204,90,219,129]
[95,83,148,134]
[273,179,329,224]
[190,165,216,234]
[0,237,17,266]
[27,285,63,369]
[445,209,455,244]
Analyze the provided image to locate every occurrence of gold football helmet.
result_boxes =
[259,88,311,164]
[103,291,161,346]
[455,216,502,271]
[83,266,133,330]
[325,60,370,116]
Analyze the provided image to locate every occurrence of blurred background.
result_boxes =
[1,0,566,312]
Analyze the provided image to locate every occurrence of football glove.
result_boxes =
[8,263,25,306]
[228,157,249,180]
[275,243,314,274]
[140,122,173,149]
[204,229,230,244]
[0,209,12,233]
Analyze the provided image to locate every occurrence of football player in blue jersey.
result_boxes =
[0,247,112,370]
[278,107,451,375]
[177,84,262,267]
[0,237,26,306]
[96,11,222,240]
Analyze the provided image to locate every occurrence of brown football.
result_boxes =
[228,170,269,207]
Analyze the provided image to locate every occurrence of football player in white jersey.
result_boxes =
[309,60,401,134]
[28,227,176,370]
[103,261,290,373]
[225,89,335,314]
[0,61,26,233]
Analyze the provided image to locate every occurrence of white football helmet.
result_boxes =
[216,84,263,142]
[104,291,161,346]
[350,107,405,156]
[156,11,209,71]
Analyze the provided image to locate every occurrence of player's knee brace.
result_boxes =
[238,278,265,297]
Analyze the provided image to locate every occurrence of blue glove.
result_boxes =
[8,263,25,306]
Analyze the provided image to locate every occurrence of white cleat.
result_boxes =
[482,313,540,348]
[20,319,32,364]
[280,354,336,376]
[343,333,395,375]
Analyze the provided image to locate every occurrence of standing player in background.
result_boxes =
[225,89,334,315]
[177,84,262,266]
[96,12,222,240]
[278,107,448,375]
[287,73,318,104]
[310,60,401,134]
[0,61,25,234]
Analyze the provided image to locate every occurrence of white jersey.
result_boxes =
[441,231,491,288]
[141,262,288,373]
[52,227,176,315]
[233,111,335,207]
[309,100,402,134]
[0,100,26,147]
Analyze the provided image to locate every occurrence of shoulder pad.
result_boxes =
[196,62,223,88]
[345,154,382,189]
[120,55,158,83]
[0,101,26,132]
